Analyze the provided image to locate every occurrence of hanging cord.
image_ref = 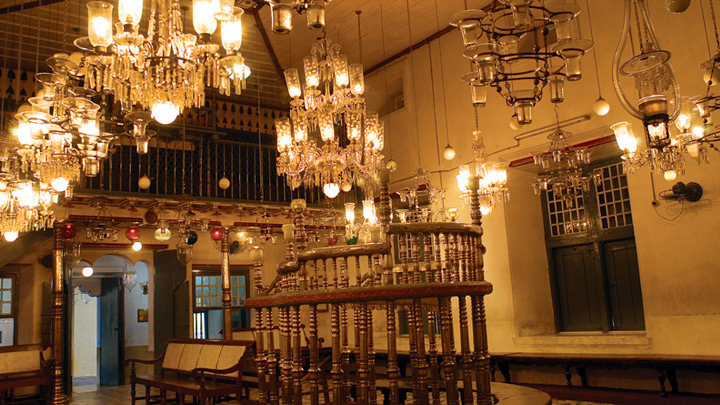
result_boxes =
[427,41,445,209]
[15,1,25,106]
[710,0,720,54]
[182,113,186,195]
[633,0,645,53]
[584,0,603,99]
[379,1,393,160]
[258,77,264,202]
[405,0,423,169]
[434,0,452,150]
[356,11,363,65]
[0,14,7,134]
[700,0,713,58]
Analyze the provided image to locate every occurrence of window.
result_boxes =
[192,268,249,339]
[542,160,645,332]
[0,278,13,315]
[0,274,17,346]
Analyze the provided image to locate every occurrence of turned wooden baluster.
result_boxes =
[357,304,369,405]
[340,260,352,402]
[356,256,363,287]
[292,306,303,404]
[279,305,292,405]
[468,176,492,405]
[367,306,377,404]
[386,302,400,405]
[459,295,474,404]
[266,308,279,405]
[433,232,443,283]
[257,307,268,405]
[427,311,441,405]
[398,234,410,284]
[330,303,343,405]
[411,232,421,284]
[308,304,320,405]
[413,299,430,405]
[422,233,435,283]
[439,297,460,405]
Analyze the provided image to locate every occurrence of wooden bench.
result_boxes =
[0,344,51,404]
[489,352,720,397]
[126,338,253,405]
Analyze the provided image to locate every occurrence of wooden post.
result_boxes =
[221,229,232,341]
[51,225,69,404]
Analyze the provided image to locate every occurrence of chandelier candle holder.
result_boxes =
[532,126,599,208]
[456,131,508,216]
[78,0,250,126]
[450,0,593,125]
[276,37,385,198]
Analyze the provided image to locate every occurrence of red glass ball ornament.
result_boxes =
[210,227,225,241]
[60,223,77,239]
[125,226,141,241]
[327,235,338,246]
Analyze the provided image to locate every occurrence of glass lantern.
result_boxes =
[86,1,114,49]
[284,68,302,98]
[349,64,364,96]
[270,1,293,34]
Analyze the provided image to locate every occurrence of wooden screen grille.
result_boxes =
[546,190,587,237]
[595,162,633,230]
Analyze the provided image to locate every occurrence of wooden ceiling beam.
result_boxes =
[248,7,286,83]
[0,0,65,16]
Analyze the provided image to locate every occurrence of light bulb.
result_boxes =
[16,122,33,145]
[341,182,353,192]
[593,97,610,116]
[663,170,677,181]
[151,102,180,125]
[221,10,243,52]
[193,0,217,35]
[443,145,456,161]
[132,241,143,251]
[3,232,18,242]
[82,266,94,277]
[118,0,143,26]
[51,177,69,192]
[138,175,151,189]
[87,1,114,48]
[218,177,230,189]
[386,159,398,172]
[323,183,340,199]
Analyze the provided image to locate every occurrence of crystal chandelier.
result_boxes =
[265,0,331,34]
[610,0,689,179]
[78,0,250,126]
[275,36,384,198]
[450,0,593,125]
[532,121,598,208]
[456,131,508,216]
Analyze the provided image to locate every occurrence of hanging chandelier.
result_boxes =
[531,118,598,208]
[450,0,593,125]
[275,30,384,198]
[78,0,249,126]
[456,131,509,216]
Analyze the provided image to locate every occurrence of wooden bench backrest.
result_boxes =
[162,339,252,378]
[231,328,256,342]
[0,344,44,375]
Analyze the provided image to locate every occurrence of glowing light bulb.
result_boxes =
[132,241,143,251]
[51,177,69,192]
[593,97,610,116]
[323,183,340,199]
[341,182,352,192]
[3,232,18,242]
[151,102,180,125]
[663,170,677,181]
[218,177,230,190]
[443,145,456,161]
[154,228,172,242]
[138,175,151,189]
[385,159,398,172]
[82,266,94,277]
[16,122,33,145]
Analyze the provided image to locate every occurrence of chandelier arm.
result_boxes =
[636,0,681,121]
[612,0,644,120]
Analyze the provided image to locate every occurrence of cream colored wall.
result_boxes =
[13,239,52,345]
[71,287,97,378]
[364,0,720,372]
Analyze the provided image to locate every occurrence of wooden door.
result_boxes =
[604,240,645,330]
[99,278,122,386]
[552,244,605,331]
[153,250,188,358]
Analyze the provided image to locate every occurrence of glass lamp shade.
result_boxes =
[293,119,308,142]
[323,183,340,198]
[87,1,114,48]
[307,0,326,30]
[270,1,293,34]
[610,121,638,154]
[51,177,70,192]
[193,0,218,36]
[118,0,143,26]
[284,68,302,98]
[674,98,695,132]
[215,0,235,21]
[304,56,320,88]
[349,64,364,96]
[318,112,335,142]
[275,117,292,151]
[480,162,508,188]
[281,223,295,242]
[362,200,376,223]
[550,12,574,42]
[331,58,348,89]
[3,232,18,242]
[456,165,471,192]
[449,9,486,48]
[345,203,355,223]
[151,102,180,125]
[549,75,566,103]
[471,83,488,106]
[154,228,172,242]
[221,9,244,52]
[514,99,534,125]
[135,137,150,154]
[250,246,264,262]
[645,118,671,149]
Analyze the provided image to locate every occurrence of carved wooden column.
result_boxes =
[251,248,267,404]
[51,225,69,404]
[221,228,232,341]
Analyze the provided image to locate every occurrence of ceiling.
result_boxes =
[0,0,491,110]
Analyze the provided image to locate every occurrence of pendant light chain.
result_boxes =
[584,0,603,98]
[434,0,452,151]
[710,0,720,53]
[379,1,393,161]
[427,40,445,204]
[405,0,423,170]
[700,0,713,58]
[356,11,363,66]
